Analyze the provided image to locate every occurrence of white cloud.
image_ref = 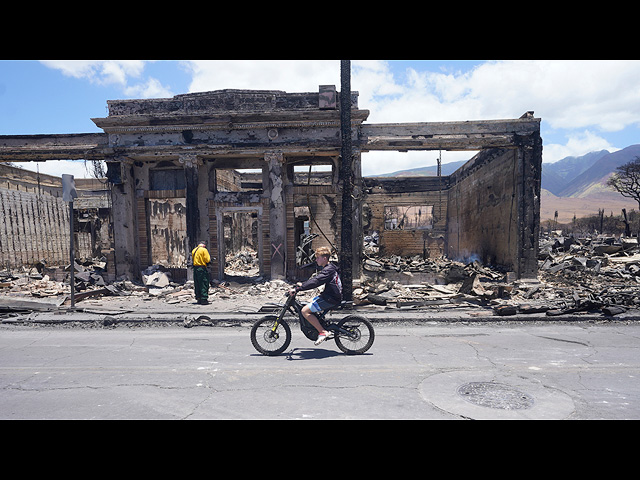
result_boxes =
[352,60,404,103]
[171,60,640,173]
[183,60,341,94]
[543,130,620,163]
[40,60,146,86]
[359,60,640,132]
[124,77,173,99]
[22,160,95,179]
[39,60,172,99]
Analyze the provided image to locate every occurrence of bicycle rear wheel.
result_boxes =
[250,316,291,356]
[334,315,375,355]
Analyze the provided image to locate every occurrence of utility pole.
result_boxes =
[340,60,353,301]
[62,174,78,307]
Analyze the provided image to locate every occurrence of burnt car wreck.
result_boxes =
[0,88,542,294]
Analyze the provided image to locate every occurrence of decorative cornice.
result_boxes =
[178,154,202,168]
[101,119,364,135]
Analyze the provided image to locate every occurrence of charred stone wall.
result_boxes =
[0,165,112,272]
[447,148,519,267]
[0,187,70,270]
[446,138,542,278]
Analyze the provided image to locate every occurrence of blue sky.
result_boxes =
[1,60,639,178]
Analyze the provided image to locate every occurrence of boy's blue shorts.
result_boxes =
[308,296,337,313]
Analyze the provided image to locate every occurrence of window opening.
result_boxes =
[293,164,332,186]
[294,206,318,266]
[216,168,263,193]
[384,205,434,230]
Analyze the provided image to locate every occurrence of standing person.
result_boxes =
[290,246,342,345]
[191,241,211,305]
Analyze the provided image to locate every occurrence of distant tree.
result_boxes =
[607,156,640,237]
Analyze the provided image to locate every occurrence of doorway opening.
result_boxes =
[220,208,262,282]
[147,196,188,282]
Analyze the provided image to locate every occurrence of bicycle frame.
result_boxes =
[273,292,351,340]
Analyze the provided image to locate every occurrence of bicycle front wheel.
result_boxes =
[334,315,375,355]
[250,315,291,356]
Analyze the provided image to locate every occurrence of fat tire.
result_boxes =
[334,315,375,355]
[250,315,291,356]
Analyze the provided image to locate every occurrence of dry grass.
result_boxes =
[540,188,637,223]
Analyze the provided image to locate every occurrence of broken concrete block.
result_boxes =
[572,256,587,268]
[0,296,66,312]
[627,264,640,276]
[458,274,486,296]
[363,259,383,272]
[366,294,387,306]
[494,305,517,316]
[518,304,550,314]
[506,271,518,282]
[445,265,467,283]
[142,271,170,287]
[602,305,626,316]
[547,262,570,274]
[75,271,91,283]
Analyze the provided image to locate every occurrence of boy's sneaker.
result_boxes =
[314,331,334,345]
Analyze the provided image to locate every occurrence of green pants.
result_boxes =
[193,266,209,301]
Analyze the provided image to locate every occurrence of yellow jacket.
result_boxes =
[191,245,211,266]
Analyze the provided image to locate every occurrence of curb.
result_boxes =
[3,307,639,326]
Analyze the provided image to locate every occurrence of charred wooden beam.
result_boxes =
[0,133,108,161]
[340,60,353,301]
[360,116,540,151]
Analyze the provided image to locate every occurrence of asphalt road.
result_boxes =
[1,321,639,419]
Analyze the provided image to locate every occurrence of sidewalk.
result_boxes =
[3,292,639,327]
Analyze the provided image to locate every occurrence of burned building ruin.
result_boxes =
[0,88,542,286]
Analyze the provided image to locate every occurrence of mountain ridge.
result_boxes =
[556,144,640,197]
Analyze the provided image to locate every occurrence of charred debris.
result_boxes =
[1,231,639,320]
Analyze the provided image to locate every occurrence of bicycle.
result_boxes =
[250,291,375,356]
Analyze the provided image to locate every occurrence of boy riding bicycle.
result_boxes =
[290,246,342,345]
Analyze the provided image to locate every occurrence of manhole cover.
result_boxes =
[457,382,534,410]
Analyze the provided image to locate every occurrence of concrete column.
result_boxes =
[108,156,138,281]
[351,149,363,280]
[179,154,202,252]
[265,152,286,279]
[516,134,543,280]
[180,154,211,282]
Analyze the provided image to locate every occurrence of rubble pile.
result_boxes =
[531,234,640,317]
[1,232,639,320]
[224,248,260,277]
[0,257,114,301]
[356,256,505,308]
[356,233,640,318]
[1,269,71,297]
[353,277,462,308]
[364,253,505,280]
[538,234,639,283]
